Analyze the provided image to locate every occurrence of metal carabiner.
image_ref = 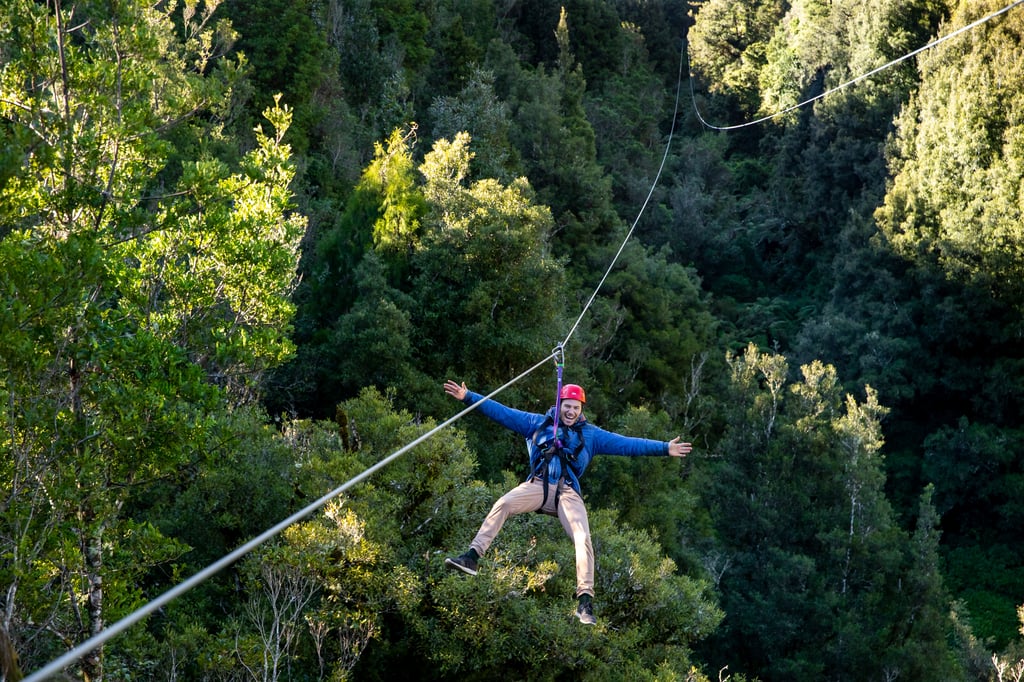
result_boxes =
[552,343,565,368]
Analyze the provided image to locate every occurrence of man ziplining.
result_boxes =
[442,379,691,625]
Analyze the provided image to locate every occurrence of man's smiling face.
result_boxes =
[560,399,583,426]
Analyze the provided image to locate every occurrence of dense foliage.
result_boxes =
[3,0,1024,679]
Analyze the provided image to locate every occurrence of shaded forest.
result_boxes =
[3,0,1024,679]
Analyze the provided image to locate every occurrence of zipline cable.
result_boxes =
[26,28,694,682]
[24,353,555,681]
[689,0,1024,131]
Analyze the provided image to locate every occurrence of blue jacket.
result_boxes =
[461,390,669,494]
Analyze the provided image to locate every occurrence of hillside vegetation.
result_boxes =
[3,0,1024,679]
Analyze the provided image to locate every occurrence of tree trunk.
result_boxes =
[81,525,104,681]
[0,623,25,681]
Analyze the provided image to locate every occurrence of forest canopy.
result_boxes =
[3,0,1024,680]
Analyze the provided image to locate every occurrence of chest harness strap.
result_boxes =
[532,418,585,517]
[533,343,585,516]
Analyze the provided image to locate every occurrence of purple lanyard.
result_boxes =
[552,344,565,448]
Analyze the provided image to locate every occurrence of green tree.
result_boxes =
[871,0,1024,645]
[0,0,304,674]
[685,0,946,360]
[921,420,1024,645]
[876,0,1024,307]
[220,0,331,157]
[272,125,426,418]
[504,0,626,83]
[490,8,621,259]
[430,66,518,182]
[687,0,784,115]
[887,485,962,680]
[584,20,667,217]
[697,345,957,680]
[314,125,425,318]
[277,126,561,434]
[583,242,717,422]
[420,0,490,94]
[410,132,566,465]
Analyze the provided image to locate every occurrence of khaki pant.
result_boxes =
[469,478,595,598]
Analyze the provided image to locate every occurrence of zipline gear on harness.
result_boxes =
[531,417,585,516]
[531,345,585,516]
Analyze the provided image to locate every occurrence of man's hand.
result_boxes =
[667,437,692,458]
[444,380,468,401]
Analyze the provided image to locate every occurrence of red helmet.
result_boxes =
[559,384,586,403]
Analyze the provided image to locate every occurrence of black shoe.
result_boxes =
[445,550,478,576]
[575,597,596,625]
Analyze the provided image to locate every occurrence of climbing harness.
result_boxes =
[531,417,585,516]
[531,344,585,516]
